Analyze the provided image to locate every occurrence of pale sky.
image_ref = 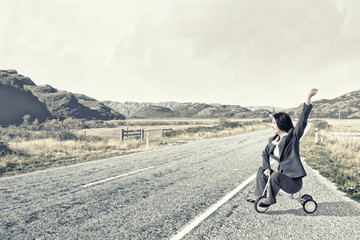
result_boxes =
[1,0,359,108]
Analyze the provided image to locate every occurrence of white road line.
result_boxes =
[81,166,156,188]
[170,161,276,240]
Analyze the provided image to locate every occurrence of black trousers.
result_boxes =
[255,167,303,204]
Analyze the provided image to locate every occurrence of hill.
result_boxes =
[0,70,125,126]
[285,89,360,119]
[129,102,271,119]
[128,105,175,118]
[103,101,274,119]
[246,106,285,112]
[102,101,181,117]
[106,89,360,119]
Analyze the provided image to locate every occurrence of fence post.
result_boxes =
[146,133,149,149]
[315,128,318,143]
[161,129,164,138]
[121,129,124,141]
[141,129,144,141]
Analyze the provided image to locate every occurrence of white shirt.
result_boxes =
[270,133,287,171]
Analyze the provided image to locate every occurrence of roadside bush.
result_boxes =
[21,115,32,129]
[223,122,243,128]
[84,120,105,128]
[77,135,103,142]
[312,119,330,130]
[0,126,31,141]
[27,119,40,131]
[220,118,258,129]
[103,121,117,128]
[0,140,12,155]
[163,129,182,137]
[40,119,64,132]
[56,130,78,141]
[39,118,87,131]
[63,118,86,130]
[219,118,229,127]
[262,117,272,123]
[186,126,221,133]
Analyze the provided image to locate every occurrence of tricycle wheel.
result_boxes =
[301,194,313,201]
[254,196,269,213]
[303,199,317,214]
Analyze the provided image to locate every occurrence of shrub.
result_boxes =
[224,122,243,128]
[21,115,32,128]
[63,118,86,130]
[262,117,272,123]
[56,130,78,141]
[28,119,40,131]
[0,140,12,155]
[103,121,117,128]
[40,119,64,131]
[312,119,330,130]
[219,117,228,127]
[0,126,31,141]
[84,120,105,128]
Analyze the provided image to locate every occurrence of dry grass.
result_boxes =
[0,138,146,174]
[302,119,360,201]
[80,119,268,142]
[324,118,360,132]
[0,118,270,177]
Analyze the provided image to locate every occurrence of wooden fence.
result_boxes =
[121,128,172,141]
[121,129,144,141]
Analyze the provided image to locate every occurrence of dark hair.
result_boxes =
[272,112,294,132]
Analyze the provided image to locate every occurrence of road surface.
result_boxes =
[1,129,359,239]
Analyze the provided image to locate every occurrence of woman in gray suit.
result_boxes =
[247,88,318,207]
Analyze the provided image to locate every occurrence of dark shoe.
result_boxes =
[259,202,271,207]
[247,198,256,203]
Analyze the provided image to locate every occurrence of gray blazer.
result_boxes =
[262,103,313,178]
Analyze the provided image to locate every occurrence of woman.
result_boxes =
[247,88,318,207]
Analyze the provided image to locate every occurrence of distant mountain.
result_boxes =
[103,101,274,119]
[285,89,360,119]
[0,70,125,126]
[104,100,276,119]
[102,101,181,117]
[128,103,272,119]
[128,105,175,118]
[103,101,278,118]
[246,106,284,112]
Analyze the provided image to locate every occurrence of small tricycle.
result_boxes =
[254,174,318,214]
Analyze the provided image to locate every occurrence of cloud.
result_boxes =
[1,0,359,106]
[104,1,354,85]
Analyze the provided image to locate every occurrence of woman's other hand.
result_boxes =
[263,169,271,176]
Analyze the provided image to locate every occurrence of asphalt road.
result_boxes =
[1,129,359,239]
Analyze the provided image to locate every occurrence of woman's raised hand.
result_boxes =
[306,88,318,105]
[308,88,318,98]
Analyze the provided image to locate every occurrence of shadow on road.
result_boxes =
[266,201,360,217]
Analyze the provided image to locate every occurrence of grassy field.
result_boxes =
[302,119,360,201]
[0,118,270,177]
[80,118,269,142]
